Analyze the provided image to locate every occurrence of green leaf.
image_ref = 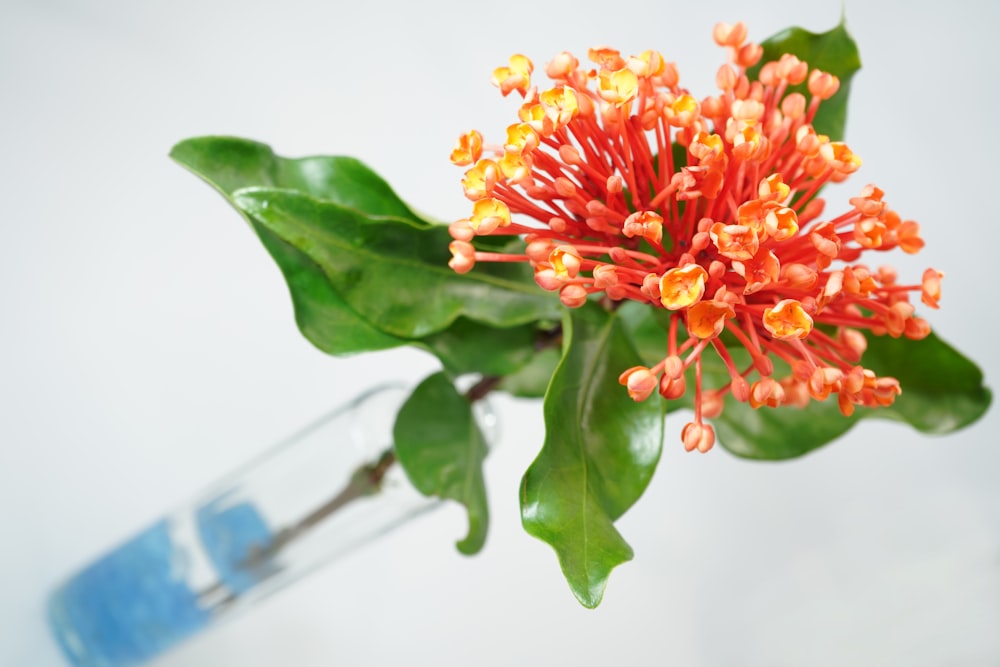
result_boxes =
[618,302,858,458]
[498,346,562,398]
[617,301,672,364]
[712,331,991,460]
[393,372,490,555]
[751,21,862,141]
[253,223,407,354]
[520,305,664,607]
[172,136,553,369]
[861,332,992,433]
[713,396,859,460]
[617,301,990,460]
[417,318,537,377]
[171,136,553,368]
[170,136,424,221]
[234,188,560,338]
[171,137,408,355]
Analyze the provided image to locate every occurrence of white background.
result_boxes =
[3,0,998,665]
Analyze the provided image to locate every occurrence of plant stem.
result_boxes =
[242,449,397,569]
[200,365,545,603]
[466,375,502,402]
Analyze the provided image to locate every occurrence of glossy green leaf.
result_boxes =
[711,331,991,460]
[393,372,490,555]
[751,21,861,141]
[234,188,560,338]
[618,303,990,460]
[171,137,408,355]
[498,346,562,398]
[170,136,423,221]
[417,318,537,377]
[617,301,672,364]
[521,305,664,607]
[713,396,858,460]
[172,136,551,367]
[252,223,407,354]
[859,332,991,433]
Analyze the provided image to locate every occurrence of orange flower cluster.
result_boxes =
[448,22,941,452]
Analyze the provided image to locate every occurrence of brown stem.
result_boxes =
[240,449,397,569]
[465,375,503,402]
[197,449,397,606]
[201,325,568,603]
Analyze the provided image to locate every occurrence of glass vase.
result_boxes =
[47,382,496,667]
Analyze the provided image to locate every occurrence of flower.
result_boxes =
[448,23,940,453]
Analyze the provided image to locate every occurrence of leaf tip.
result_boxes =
[455,535,485,556]
[167,137,202,172]
[454,510,488,556]
[570,578,610,609]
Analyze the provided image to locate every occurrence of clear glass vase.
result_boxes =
[47,383,497,667]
